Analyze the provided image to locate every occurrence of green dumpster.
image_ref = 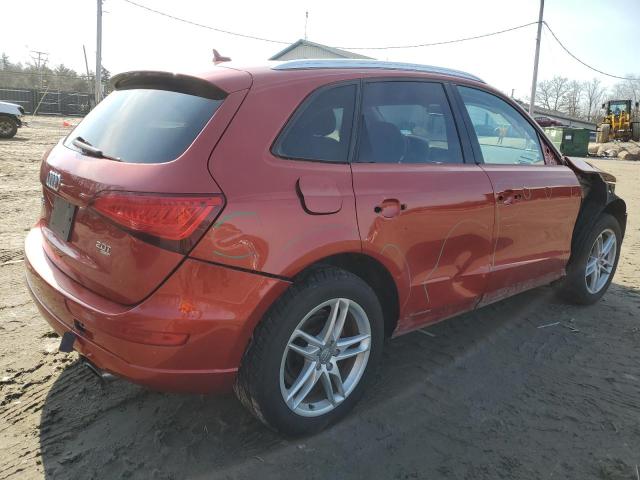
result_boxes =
[544,127,591,157]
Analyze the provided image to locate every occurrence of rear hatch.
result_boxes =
[39,70,249,305]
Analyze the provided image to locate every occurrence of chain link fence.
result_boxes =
[0,87,91,116]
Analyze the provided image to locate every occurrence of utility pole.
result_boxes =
[528,0,544,115]
[83,45,94,108]
[304,11,309,40]
[30,50,48,89]
[95,0,103,105]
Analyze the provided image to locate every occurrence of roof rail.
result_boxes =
[272,59,484,83]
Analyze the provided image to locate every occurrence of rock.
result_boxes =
[604,149,620,158]
[619,150,640,161]
[43,341,59,354]
[597,144,618,156]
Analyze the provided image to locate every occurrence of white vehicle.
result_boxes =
[0,101,26,139]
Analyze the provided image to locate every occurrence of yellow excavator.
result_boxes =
[597,99,640,142]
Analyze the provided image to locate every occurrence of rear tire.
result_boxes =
[0,115,18,139]
[234,267,384,436]
[560,213,621,305]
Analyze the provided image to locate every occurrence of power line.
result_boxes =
[121,0,291,44]
[341,22,539,50]
[111,1,640,81]
[121,0,537,51]
[543,21,634,81]
[30,50,49,89]
[29,51,48,69]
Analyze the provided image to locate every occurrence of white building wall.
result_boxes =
[276,45,348,60]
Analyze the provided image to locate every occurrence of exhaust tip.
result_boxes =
[81,358,115,381]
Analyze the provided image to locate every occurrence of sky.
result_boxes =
[2,0,638,99]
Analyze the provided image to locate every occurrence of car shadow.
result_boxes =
[39,281,640,479]
[1,135,29,142]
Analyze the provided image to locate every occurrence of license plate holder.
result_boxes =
[49,196,76,241]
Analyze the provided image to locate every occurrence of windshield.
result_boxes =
[609,102,628,114]
[64,89,223,164]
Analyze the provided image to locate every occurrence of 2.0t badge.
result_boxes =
[95,240,111,256]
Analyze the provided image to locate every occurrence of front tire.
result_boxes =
[561,213,621,305]
[0,115,18,139]
[235,267,384,436]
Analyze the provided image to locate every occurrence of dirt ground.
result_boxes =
[1,116,639,480]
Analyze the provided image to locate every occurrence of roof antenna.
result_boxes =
[212,48,231,64]
[304,11,309,40]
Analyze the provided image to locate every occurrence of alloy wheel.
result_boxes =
[585,228,617,294]
[279,298,371,417]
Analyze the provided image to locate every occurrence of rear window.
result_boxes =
[64,89,223,164]
[273,84,357,163]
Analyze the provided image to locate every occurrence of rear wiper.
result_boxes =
[72,137,121,162]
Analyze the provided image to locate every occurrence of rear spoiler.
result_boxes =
[110,71,227,100]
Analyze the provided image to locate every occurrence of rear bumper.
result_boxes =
[24,225,290,393]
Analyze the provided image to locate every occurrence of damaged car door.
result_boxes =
[456,85,581,305]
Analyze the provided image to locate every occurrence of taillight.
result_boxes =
[92,192,224,253]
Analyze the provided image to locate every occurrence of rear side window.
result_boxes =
[357,81,463,164]
[64,89,223,164]
[274,84,356,163]
[458,86,544,165]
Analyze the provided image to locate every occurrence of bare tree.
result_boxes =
[563,80,583,118]
[610,75,640,103]
[536,80,553,110]
[583,78,606,121]
[536,76,570,111]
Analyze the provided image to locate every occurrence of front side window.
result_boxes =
[274,84,356,163]
[357,82,463,164]
[458,86,543,165]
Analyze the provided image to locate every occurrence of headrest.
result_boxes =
[304,108,336,137]
[362,120,405,163]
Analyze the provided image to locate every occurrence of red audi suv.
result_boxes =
[25,60,626,435]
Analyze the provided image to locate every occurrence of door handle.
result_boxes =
[374,198,404,218]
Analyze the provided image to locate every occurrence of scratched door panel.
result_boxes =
[454,85,582,305]
[353,163,495,333]
[478,164,581,305]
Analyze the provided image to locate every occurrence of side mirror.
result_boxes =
[601,103,606,109]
